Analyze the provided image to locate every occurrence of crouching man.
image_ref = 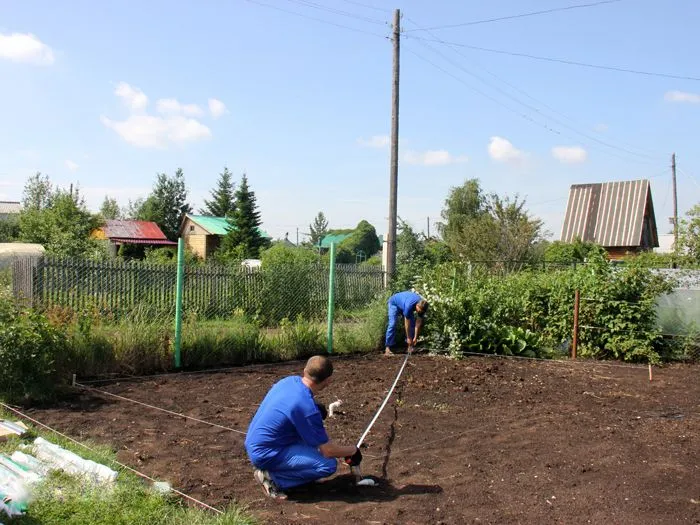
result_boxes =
[244,355,362,499]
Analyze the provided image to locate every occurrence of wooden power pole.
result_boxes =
[672,153,678,254]
[385,8,401,281]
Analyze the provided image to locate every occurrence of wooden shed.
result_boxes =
[560,179,659,259]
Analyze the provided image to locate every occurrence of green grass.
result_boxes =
[0,408,256,525]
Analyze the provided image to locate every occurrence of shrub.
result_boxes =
[416,251,674,363]
[0,294,68,402]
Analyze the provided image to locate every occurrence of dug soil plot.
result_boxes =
[27,355,699,524]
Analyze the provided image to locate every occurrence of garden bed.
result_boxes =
[23,354,700,524]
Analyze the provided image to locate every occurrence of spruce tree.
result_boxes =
[201,166,236,217]
[220,173,269,259]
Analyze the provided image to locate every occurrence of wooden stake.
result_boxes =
[572,289,580,359]
[648,364,653,382]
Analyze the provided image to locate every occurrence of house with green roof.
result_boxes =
[179,214,270,260]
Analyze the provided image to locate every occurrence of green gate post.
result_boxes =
[326,242,337,354]
[174,237,184,369]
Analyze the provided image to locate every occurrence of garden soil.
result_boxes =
[25,354,700,524]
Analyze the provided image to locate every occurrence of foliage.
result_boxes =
[416,250,674,363]
[135,169,192,240]
[143,246,200,266]
[265,316,325,361]
[220,174,270,259]
[545,239,598,264]
[181,315,264,368]
[622,250,700,269]
[334,294,389,354]
[0,294,68,402]
[437,178,545,264]
[257,244,320,324]
[19,175,103,257]
[201,166,236,217]
[335,220,380,263]
[308,211,329,246]
[99,195,122,220]
[679,203,700,262]
[0,214,20,242]
[0,415,256,525]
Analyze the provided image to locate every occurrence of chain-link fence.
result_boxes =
[10,255,387,325]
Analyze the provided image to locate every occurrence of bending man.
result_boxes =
[385,290,429,356]
[244,355,362,499]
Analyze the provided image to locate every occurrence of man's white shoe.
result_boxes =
[253,468,287,499]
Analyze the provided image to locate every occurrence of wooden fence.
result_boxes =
[12,256,386,323]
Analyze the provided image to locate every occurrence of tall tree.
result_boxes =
[21,172,53,211]
[308,211,329,246]
[220,173,270,259]
[99,196,121,220]
[680,203,700,262]
[438,178,545,263]
[136,168,192,240]
[19,176,102,257]
[201,166,236,217]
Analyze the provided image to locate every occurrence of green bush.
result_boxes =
[0,294,68,402]
[334,295,389,354]
[416,250,674,363]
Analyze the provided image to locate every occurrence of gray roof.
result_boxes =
[560,179,658,248]
[0,201,21,214]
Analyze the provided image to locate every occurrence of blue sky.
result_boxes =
[1,0,698,242]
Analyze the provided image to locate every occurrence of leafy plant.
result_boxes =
[0,295,68,402]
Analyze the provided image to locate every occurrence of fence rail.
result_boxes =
[11,256,386,324]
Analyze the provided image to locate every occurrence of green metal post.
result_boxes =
[174,237,184,369]
[326,242,336,354]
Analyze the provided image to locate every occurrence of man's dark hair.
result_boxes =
[304,355,334,384]
[416,299,429,317]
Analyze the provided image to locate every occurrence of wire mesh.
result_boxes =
[10,255,387,326]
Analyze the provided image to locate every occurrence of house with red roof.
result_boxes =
[92,220,176,256]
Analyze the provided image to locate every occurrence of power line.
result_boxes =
[678,167,700,189]
[242,0,388,38]
[404,0,623,32]
[338,0,392,14]
[404,39,658,164]
[283,0,387,25]
[403,17,660,162]
[404,35,700,82]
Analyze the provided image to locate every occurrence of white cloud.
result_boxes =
[551,145,588,164]
[156,98,203,117]
[357,135,390,148]
[488,136,527,165]
[101,114,211,149]
[103,82,217,148]
[664,90,700,104]
[115,82,148,112]
[0,32,54,65]
[208,98,227,119]
[403,149,468,166]
[65,160,79,171]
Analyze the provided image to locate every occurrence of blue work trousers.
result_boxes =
[385,302,415,347]
[265,443,337,490]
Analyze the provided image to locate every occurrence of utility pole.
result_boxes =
[385,8,401,281]
[671,153,678,255]
[427,217,430,239]
[296,227,299,246]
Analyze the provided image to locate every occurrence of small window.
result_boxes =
[189,225,195,232]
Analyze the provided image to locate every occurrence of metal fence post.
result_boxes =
[326,242,336,354]
[174,238,184,369]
